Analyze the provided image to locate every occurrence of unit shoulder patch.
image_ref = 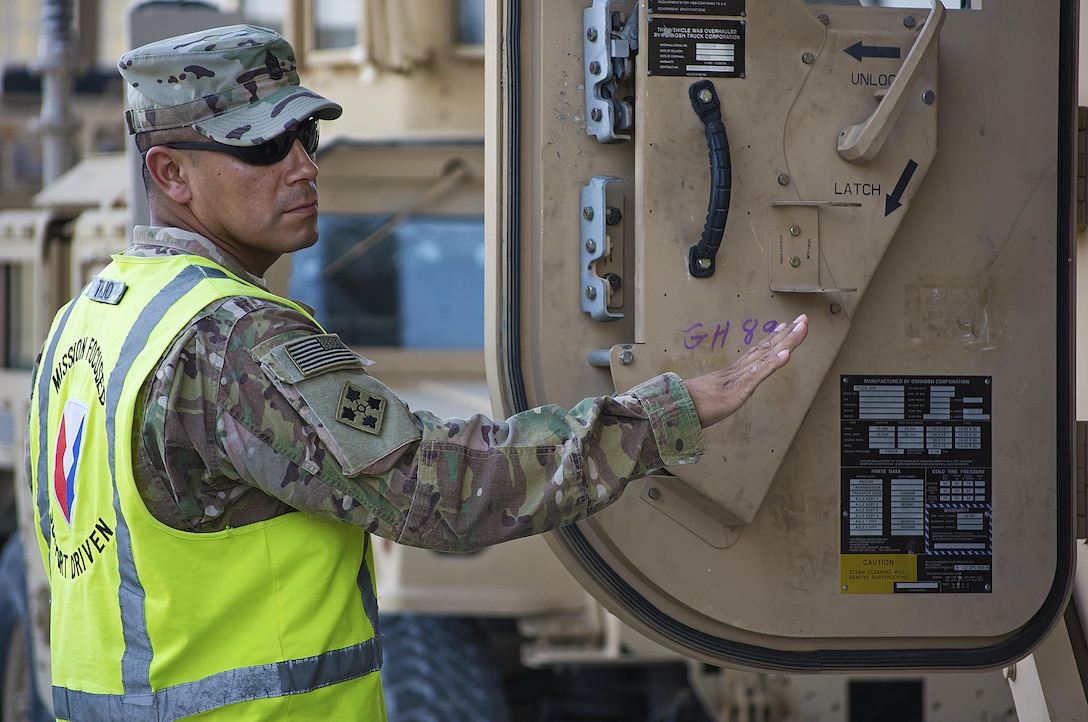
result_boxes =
[338,382,386,435]
[255,341,421,476]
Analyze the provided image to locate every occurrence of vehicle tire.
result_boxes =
[379,613,511,722]
[0,535,52,722]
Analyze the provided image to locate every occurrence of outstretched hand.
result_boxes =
[681,314,809,428]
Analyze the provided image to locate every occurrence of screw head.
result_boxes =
[696,257,712,270]
[790,256,801,268]
[647,487,661,500]
[777,173,790,186]
[605,206,622,225]
[589,60,602,75]
[585,286,597,300]
[922,89,936,105]
[818,13,830,25]
[583,206,594,221]
[904,15,917,28]
[585,239,597,253]
[789,224,801,237]
[801,52,815,65]
[620,349,634,365]
[586,27,598,42]
[590,108,603,122]
[830,302,843,315]
[698,88,713,103]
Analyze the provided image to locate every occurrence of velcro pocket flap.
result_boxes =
[256,335,420,477]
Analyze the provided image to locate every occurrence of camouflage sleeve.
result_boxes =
[395,373,704,550]
[141,299,706,551]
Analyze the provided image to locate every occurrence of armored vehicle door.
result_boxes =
[486,0,1079,671]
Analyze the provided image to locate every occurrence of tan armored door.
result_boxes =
[486,0,1078,672]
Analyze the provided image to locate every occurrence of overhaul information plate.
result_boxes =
[647,0,745,15]
[839,375,992,595]
[647,18,746,78]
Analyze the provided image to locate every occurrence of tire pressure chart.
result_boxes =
[839,376,992,594]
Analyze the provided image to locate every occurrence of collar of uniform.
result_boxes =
[131,226,268,289]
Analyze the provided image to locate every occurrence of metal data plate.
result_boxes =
[488,0,1076,671]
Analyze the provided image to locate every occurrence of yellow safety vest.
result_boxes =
[28,253,386,721]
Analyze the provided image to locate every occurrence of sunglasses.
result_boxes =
[154,118,320,166]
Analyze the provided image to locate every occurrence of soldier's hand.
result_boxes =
[682,314,808,428]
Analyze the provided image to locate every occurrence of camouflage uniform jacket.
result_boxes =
[115,226,706,551]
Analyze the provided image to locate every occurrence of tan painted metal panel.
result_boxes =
[488,0,1076,668]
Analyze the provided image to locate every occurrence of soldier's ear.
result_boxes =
[144,147,193,204]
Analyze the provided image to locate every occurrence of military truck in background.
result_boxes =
[2,0,1085,720]
[0,3,729,720]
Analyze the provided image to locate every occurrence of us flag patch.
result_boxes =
[338,382,386,435]
[285,334,357,377]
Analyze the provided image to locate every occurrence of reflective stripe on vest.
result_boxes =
[33,260,384,721]
[53,636,381,721]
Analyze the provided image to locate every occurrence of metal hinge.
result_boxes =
[583,0,639,143]
[580,176,625,322]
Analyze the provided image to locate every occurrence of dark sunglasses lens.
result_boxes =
[238,120,319,165]
[300,120,320,154]
[239,137,289,165]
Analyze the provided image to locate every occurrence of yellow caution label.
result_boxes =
[840,554,916,594]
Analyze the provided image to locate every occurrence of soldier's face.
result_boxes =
[185,133,320,275]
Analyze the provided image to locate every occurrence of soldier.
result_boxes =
[27,24,807,722]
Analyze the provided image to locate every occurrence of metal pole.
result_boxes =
[37,0,78,185]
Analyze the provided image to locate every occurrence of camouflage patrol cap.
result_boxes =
[118,24,342,146]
